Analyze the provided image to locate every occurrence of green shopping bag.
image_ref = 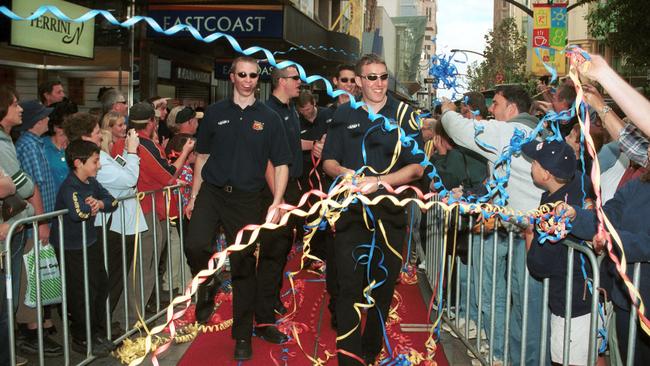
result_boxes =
[23,242,63,308]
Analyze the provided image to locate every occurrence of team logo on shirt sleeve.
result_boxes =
[252,121,264,130]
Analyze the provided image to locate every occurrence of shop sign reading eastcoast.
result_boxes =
[147,5,284,39]
[10,0,95,58]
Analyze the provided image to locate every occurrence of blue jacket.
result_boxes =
[51,173,118,250]
[571,177,650,315]
[528,175,595,317]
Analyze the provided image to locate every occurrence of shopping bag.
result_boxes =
[23,242,63,308]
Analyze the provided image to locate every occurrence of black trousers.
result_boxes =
[184,182,264,340]
[61,243,109,340]
[257,179,302,321]
[616,305,650,365]
[334,201,406,365]
[96,225,135,316]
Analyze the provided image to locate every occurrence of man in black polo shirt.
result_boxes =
[322,54,424,365]
[260,64,303,318]
[184,56,292,361]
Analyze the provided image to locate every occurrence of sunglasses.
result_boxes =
[116,101,127,105]
[361,73,389,81]
[235,72,259,79]
[282,75,301,81]
[338,77,355,83]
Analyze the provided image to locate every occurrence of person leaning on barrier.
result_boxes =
[183,56,291,361]
[50,139,118,357]
[110,102,193,326]
[439,85,549,365]
[558,162,650,365]
[14,100,64,356]
[322,53,425,366]
[523,140,598,366]
[69,112,145,335]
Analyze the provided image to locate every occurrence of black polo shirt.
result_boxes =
[300,106,333,159]
[196,98,291,192]
[266,95,302,178]
[322,95,424,175]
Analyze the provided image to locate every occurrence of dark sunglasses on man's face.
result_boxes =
[338,77,355,83]
[236,72,259,79]
[361,73,389,81]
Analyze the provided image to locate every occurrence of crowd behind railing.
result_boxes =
[2,52,650,366]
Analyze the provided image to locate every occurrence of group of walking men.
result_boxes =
[183,53,424,365]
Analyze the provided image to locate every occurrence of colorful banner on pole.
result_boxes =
[532,2,567,76]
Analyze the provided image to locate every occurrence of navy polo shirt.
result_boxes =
[266,95,302,179]
[196,98,292,192]
[322,95,424,175]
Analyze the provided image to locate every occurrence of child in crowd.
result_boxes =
[50,140,118,356]
[165,134,195,209]
[524,139,597,366]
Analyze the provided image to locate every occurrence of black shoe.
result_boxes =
[19,335,63,357]
[274,301,287,315]
[71,336,113,357]
[195,275,222,324]
[254,326,288,344]
[233,339,252,361]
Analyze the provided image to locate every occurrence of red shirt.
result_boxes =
[112,132,179,220]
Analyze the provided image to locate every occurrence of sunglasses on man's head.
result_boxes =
[338,77,355,83]
[361,73,389,81]
[236,72,259,79]
[282,75,301,81]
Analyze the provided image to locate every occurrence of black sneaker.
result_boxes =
[195,275,222,324]
[19,335,63,357]
[71,336,114,357]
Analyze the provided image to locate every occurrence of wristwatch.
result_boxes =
[599,105,612,116]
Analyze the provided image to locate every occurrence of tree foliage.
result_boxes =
[466,18,528,92]
[588,0,650,68]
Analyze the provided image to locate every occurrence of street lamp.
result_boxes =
[450,49,487,58]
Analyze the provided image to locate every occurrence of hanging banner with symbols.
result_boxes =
[532,2,567,76]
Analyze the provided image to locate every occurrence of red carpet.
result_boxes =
[177,250,448,365]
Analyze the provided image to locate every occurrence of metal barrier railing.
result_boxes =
[419,196,628,366]
[2,185,186,366]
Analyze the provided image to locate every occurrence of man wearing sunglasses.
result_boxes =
[322,54,425,365]
[256,64,303,336]
[332,64,358,106]
[183,56,292,361]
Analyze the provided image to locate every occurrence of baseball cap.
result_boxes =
[129,102,155,124]
[522,140,577,180]
[175,107,197,124]
[19,100,53,131]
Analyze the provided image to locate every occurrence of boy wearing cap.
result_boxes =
[14,100,64,356]
[523,139,597,366]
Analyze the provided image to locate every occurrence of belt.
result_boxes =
[218,185,234,193]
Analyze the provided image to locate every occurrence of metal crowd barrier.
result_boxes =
[2,185,187,366]
[421,196,642,366]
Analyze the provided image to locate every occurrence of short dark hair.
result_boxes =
[229,56,260,75]
[0,85,18,122]
[556,79,577,107]
[495,85,531,115]
[65,139,99,170]
[335,64,355,79]
[38,80,63,104]
[63,112,99,142]
[296,90,316,108]
[463,91,488,118]
[271,64,298,89]
[48,98,78,134]
[165,133,193,160]
[355,54,386,76]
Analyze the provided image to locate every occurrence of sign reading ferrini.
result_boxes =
[147,4,284,39]
[10,0,95,58]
